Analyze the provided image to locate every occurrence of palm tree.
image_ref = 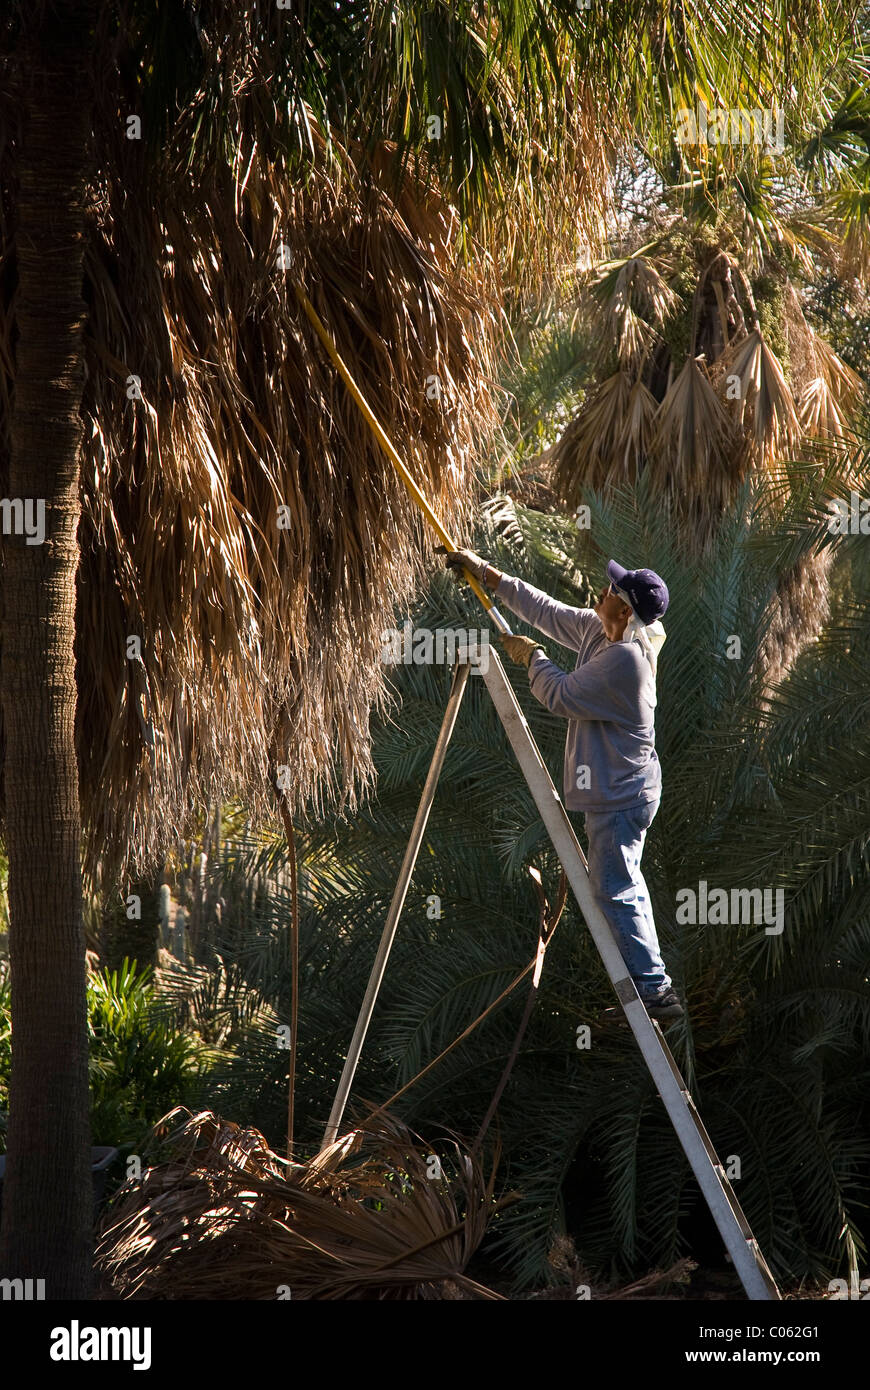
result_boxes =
[0,0,97,1298]
[543,58,870,686]
[0,0,611,1300]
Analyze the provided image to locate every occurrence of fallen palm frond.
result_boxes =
[95,1107,511,1300]
[537,1232,696,1300]
[598,1257,698,1300]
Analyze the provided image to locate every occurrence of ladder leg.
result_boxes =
[320,660,471,1149]
[480,649,781,1301]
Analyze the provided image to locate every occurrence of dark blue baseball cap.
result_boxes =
[607,560,669,624]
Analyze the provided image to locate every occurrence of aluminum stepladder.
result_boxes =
[322,642,781,1301]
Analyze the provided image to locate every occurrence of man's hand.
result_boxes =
[501,634,544,668]
[443,547,489,583]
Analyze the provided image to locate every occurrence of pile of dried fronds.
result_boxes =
[95,1107,510,1300]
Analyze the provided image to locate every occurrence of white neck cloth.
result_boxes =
[614,586,667,682]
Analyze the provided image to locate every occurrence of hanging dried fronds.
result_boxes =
[799,376,852,440]
[551,371,634,504]
[95,1107,509,1300]
[712,329,800,468]
[798,331,864,441]
[650,355,737,508]
[589,254,680,368]
[489,76,614,299]
[0,92,500,883]
[619,379,660,475]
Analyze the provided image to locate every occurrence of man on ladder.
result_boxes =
[446,548,683,1025]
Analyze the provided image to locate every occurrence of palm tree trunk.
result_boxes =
[0,3,95,1297]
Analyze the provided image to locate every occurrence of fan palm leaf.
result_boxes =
[551,371,635,502]
[650,354,737,509]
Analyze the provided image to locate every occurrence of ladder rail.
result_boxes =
[321,660,472,1148]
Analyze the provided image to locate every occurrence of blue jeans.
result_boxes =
[583,798,671,1000]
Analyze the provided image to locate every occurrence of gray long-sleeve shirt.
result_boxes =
[495,573,661,812]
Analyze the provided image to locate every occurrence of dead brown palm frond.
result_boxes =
[614,303,659,369]
[797,331,864,445]
[798,375,853,441]
[598,1257,697,1300]
[619,379,659,475]
[811,333,864,406]
[589,253,680,326]
[550,371,634,506]
[491,76,614,298]
[650,355,738,513]
[95,1107,510,1300]
[589,254,679,368]
[713,329,800,468]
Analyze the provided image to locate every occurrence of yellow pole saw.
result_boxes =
[293,283,512,636]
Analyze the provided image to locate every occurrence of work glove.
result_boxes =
[501,634,545,668]
[442,547,489,583]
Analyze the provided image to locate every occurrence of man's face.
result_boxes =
[594,582,631,620]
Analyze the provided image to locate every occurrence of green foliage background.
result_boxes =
[148,463,870,1290]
